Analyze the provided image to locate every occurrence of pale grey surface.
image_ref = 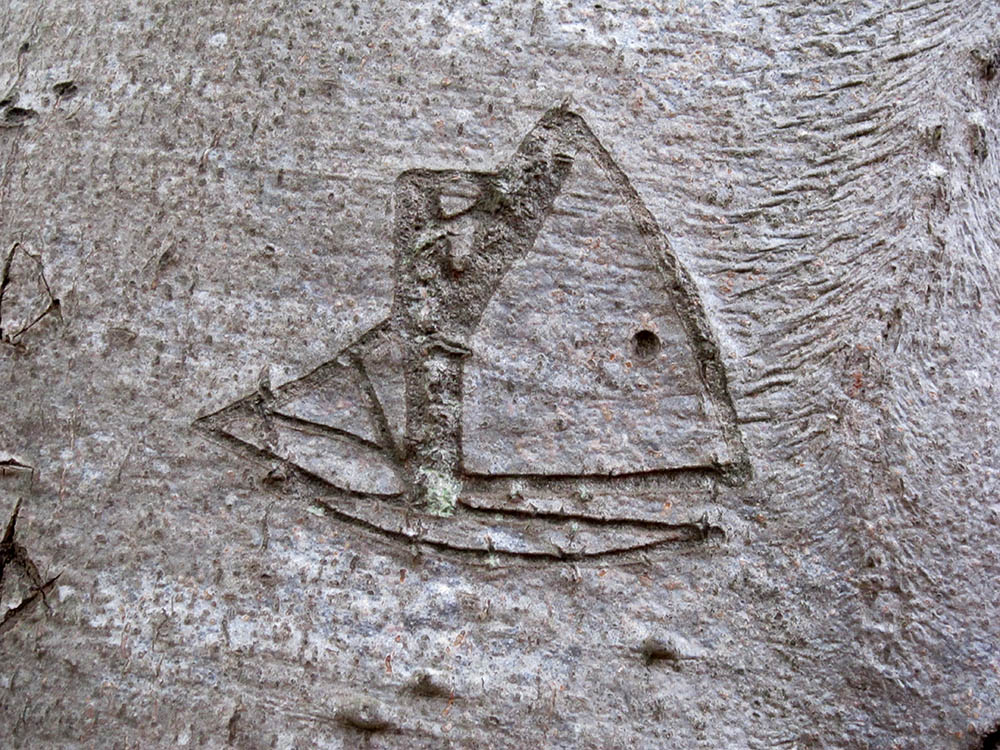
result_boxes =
[1,1,1000,748]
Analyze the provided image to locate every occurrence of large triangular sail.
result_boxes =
[462,148,732,476]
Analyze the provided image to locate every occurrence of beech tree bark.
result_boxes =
[2,1,999,748]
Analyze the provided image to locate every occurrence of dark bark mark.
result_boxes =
[270,411,386,454]
[0,241,17,336]
[0,574,59,636]
[334,698,394,732]
[225,704,242,745]
[970,123,988,162]
[352,347,407,461]
[0,499,60,637]
[52,80,77,99]
[0,243,61,344]
[3,107,36,124]
[972,46,1000,82]
[982,723,1000,750]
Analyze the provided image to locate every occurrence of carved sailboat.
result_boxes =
[197,106,748,559]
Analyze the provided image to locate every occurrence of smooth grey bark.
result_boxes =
[1,1,1000,748]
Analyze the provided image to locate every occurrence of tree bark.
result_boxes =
[1,1,999,748]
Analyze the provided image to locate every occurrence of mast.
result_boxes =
[388,106,587,504]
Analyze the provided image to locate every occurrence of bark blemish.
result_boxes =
[335,697,394,732]
[0,499,60,637]
[3,107,36,124]
[52,81,77,99]
[972,46,1000,82]
[981,723,1000,750]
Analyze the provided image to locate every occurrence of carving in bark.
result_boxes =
[197,107,748,559]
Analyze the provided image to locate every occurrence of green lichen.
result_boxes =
[419,468,462,517]
[305,503,326,517]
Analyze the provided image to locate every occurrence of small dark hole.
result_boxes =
[632,329,660,360]
[4,107,36,123]
[973,48,1000,82]
[982,722,1000,750]
[53,81,78,98]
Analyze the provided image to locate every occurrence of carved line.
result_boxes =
[455,495,722,533]
[270,412,386,455]
[0,499,60,637]
[310,495,723,563]
[195,423,728,562]
[347,344,407,462]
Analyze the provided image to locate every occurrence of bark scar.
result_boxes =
[0,499,61,636]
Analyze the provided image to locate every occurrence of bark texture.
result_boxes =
[1,1,999,748]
